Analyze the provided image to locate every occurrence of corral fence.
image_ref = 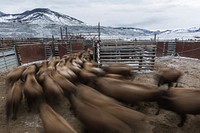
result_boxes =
[156,41,200,59]
[2,40,200,74]
[97,41,156,71]
[0,46,19,73]
[0,42,88,74]
[16,43,87,64]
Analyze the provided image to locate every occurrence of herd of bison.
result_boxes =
[0,49,200,133]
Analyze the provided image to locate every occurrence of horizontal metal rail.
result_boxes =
[0,47,18,73]
[98,42,156,72]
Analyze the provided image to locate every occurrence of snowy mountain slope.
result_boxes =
[155,27,200,40]
[0,11,6,16]
[0,8,85,25]
[0,8,200,40]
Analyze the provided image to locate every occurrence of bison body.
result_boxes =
[40,102,77,133]
[23,74,43,112]
[6,66,26,86]
[6,80,23,120]
[71,95,132,133]
[155,67,183,88]
[74,84,148,132]
[95,77,162,104]
[157,87,200,127]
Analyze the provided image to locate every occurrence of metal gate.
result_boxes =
[166,42,176,56]
[98,41,156,71]
[0,46,19,73]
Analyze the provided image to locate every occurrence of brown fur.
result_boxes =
[23,73,43,112]
[71,58,82,68]
[66,60,81,75]
[79,69,97,84]
[83,61,105,76]
[95,77,162,104]
[157,87,200,127]
[6,80,23,121]
[71,95,132,133]
[155,67,183,88]
[73,56,83,67]
[48,56,60,70]
[21,64,38,81]
[83,61,98,69]
[39,102,77,133]
[6,66,26,86]
[75,84,147,131]
[104,73,125,79]
[101,63,134,79]
[75,84,121,106]
[56,64,77,82]
[37,61,48,76]
[39,71,64,104]
[50,70,77,97]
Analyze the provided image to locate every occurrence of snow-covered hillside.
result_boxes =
[0,8,85,26]
[156,27,200,40]
[0,8,200,40]
[0,11,5,16]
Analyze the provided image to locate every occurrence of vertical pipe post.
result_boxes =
[96,22,101,64]
[14,44,20,66]
[60,27,63,44]
[98,22,101,42]
[66,27,68,40]
[52,35,55,56]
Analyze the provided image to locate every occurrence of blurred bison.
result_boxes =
[157,87,200,127]
[39,102,77,133]
[155,67,183,88]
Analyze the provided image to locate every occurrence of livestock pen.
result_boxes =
[0,40,200,133]
[1,40,200,74]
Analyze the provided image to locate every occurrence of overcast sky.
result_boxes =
[0,0,200,30]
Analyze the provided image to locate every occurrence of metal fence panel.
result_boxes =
[98,41,156,72]
[0,47,18,73]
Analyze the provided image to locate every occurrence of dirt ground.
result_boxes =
[0,56,200,133]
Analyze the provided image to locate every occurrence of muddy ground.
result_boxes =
[0,56,200,133]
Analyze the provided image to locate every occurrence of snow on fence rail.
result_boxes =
[0,47,18,73]
[98,41,156,71]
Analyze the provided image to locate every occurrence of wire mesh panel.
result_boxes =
[98,41,156,72]
[0,47,18,73]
